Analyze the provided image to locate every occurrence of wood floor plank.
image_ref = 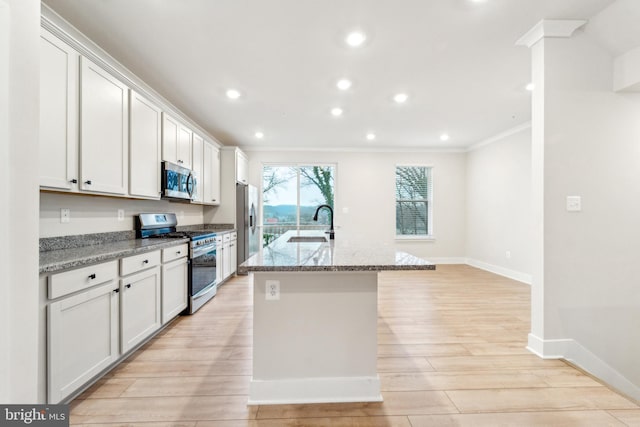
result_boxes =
[70,395,257,424]
[446,387,638,413]
[196,416,412,426]
[119,375,251,397]
[408,410,626,426]
[608,409,640,425]
[69,267,640,426]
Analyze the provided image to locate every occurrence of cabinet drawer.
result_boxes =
[162,243,189,263]
[230,232,237,241]
[49,260,118,300]
[120,250,160,276]
[223,233,231,242]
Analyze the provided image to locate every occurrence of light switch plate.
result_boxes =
[566,196,582,212]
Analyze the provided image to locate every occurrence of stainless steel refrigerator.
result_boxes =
[236,183,259,272]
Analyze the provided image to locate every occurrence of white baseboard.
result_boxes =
[428,257,467,264]
[465,258,532,284]
[248,376,382,405]
[527,333,640,401]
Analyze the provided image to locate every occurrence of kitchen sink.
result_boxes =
[287,236,328,243]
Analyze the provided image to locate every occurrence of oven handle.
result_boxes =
[192,244,217,258]
[193,281,217,299]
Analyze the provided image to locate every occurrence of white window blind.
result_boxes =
[395,166,432,236]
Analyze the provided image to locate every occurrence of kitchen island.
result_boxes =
[238,230,435,405]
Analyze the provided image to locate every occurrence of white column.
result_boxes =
[516,20,586,356]
[0,0,41,403]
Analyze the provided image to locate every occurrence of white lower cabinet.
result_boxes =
[161,256,188,325]
[46,244,186,403]
[48,280,120,403]
[120,266,161,354]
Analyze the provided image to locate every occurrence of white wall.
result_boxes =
[40,192,204,237]
[539,29,640,398]
[0,0,40,403]
[465,127,533,283]
[246,150,467,261]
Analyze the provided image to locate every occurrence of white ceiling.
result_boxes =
[42,0,615,150]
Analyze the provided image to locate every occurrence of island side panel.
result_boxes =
[250,271,381,404]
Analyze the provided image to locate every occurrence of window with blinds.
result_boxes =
[395,166,433,237]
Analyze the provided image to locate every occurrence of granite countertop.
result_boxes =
[39,224,236,274]
[238,230,435,273]
[39,237,190,274]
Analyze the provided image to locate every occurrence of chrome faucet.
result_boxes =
[313,204,335,240]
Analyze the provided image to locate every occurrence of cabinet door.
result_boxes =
[191,133,204,203]
[230,238,237,275]
[129,91,161,199]
[39,29,79,191]
[162,113,179,164]
[48,281,119,403]
[203,142,221,205]
[161,257,188,324]
[223,241,231,280]
[79,57,129,195]
[216,243,223,285]
[177,124,192,169]
[120,266,161,353]
[236,150,248,185]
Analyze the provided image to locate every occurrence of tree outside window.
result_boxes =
[395,166,432,237]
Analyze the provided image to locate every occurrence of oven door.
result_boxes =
[189,243,217,313]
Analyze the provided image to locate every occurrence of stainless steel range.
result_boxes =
[136,213,218,314]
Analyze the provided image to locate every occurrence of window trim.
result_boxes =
[394,164,434,239]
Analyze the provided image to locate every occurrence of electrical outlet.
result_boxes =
[60,208,70,224]
[265,280,280,300]
[117,209,125,221]
[566,196,581,212]
[506,250,511,259]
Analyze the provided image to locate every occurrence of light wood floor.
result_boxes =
[70,265,640,426]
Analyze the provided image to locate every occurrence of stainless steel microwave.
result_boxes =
[161,161,197,202]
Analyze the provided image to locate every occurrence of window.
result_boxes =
[395,166,432,237]
[262,165,335,244]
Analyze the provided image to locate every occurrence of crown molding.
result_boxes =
[466,121,531,152]
[516,19,587,48]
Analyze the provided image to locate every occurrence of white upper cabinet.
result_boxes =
[203,142,220,205]
[191,133,204,204]
[162,114,192,169]
[177,124,193,169]
[129,91,161,199]
[39,29,79,191]
[161,113,179,165]
[79,57,129,195]
[236,149,249,185]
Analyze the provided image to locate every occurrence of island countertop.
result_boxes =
[238,230,435,273]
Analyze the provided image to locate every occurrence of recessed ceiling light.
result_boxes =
[393,93,409,104]
[525,82,535,91]
[346,31,366,47]
[337,79,352,90]
[440,133,450,141]
[331,107,343,117]
[226,89,241,99]
[366,133,376,141]
[255,131,264,139]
